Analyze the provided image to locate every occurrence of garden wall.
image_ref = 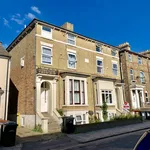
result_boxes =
[74,119,142,133]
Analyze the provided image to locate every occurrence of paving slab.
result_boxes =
[68,121,150,143]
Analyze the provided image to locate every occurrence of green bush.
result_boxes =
[57,109,64,116]
[100,101,108,121]
[32,124,43,133]
[110,113,141,121]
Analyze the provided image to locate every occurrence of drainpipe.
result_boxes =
[34,23,37,128]
[4,57,10,120]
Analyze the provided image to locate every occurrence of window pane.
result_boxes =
[81,81,85,104]
[68,33,75,39]
[42,47,51,55]
[76,115,82,121]
[42,26,51,32]
[74,80,79,91]
[97,60,102,66]
[109,93,112,103]
[97,66,103,73]
[68,39,75,45]
[69,80,73,104]
[102,93,105,103]
[42,54,51,63]
[74,93,80,103]
[68,53,76,68]
[63,80,65,105]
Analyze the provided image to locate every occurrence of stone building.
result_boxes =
[119,42,150,112]
[7,19,124,132]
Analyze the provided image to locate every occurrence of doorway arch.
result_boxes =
[41,82,50,113]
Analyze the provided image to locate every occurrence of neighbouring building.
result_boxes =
[0,42,11,120]
[7,19,124,133]
[119,42,150,113]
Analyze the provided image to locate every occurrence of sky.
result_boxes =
[1,0,150,52]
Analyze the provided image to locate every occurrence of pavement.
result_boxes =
[68,120,150,143]
[0,121,150,150]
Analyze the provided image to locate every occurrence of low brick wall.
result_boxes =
[74,119,142,133]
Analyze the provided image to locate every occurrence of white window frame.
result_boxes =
[128,54,132,62]
[67,51,77,69]
[67,33,76,45]
[41,26,52,39]
[96,45,102,53]
[75,114,86,125]
[101,90,113,104]
[140,71,145,83]
[112,62,118,76]
[130,69,134,80]
[111,49,117,56]
[145,91,149,102]
[138,56,142,64]
[64,76,88,106]
[96,58,104,74]
[41,46,53,65]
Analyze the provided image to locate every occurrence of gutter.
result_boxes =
[4,57,10,120]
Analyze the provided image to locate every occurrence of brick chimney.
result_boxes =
[61,22,74,31]
[118,42,131,50]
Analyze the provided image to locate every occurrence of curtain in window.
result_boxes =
[97,60,103,73]
[74,80,80,104]
[112,64,117,75]
[42,47,51,64]
[81,81,85,104]
[69,80,73,104]
[68,54,76,68]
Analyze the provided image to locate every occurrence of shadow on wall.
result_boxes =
[7,79,19,122]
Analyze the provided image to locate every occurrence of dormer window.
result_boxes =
[111,49,117,56]
[41,26,52,39]
[67,33,76,45]
[96,45,102,53]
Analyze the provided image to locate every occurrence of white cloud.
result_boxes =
[26,13,36,20]
[3,18,10,27]
[11,14,25,25]
[2,44,8,48]
[31,6,41,14]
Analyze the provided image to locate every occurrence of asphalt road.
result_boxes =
[66,130,146,150]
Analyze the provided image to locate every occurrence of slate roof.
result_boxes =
[0,44,10,57]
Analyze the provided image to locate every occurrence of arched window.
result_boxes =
[140,71,145,83]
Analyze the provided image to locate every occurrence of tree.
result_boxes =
[101,100,108,121]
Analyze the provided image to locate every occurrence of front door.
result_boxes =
[41,82,49,112]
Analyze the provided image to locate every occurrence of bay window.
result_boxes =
[102,90,113,104]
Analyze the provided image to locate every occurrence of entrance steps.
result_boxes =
[41,113,61,133]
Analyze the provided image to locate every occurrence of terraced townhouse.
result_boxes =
[0,42,11,120]
[7,19,124,133]
[119,43,150,114]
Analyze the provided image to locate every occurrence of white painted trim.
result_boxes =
[41,26,52,40]
[35,34,119,59]
[67,49,76,53]
[40,41,53,47]
[67,52,77,69]
[65,76,88,106]
[111,60,118,63]
[96,56,103,60]
[41,45,53,65]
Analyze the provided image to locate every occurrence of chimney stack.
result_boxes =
[61,22,74,31]
[118,42,131,50]
[0,41,2,46]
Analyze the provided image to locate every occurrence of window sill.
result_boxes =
[67,43,76,47]
[36,34,53,41]
[95,104,115,106]
[96,52,103,54]
[62,105,88,107]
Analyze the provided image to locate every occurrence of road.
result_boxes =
[21,130,146,150]
[66,130,145,150]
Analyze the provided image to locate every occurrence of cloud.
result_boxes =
[26,13,36,20]
[3,18,10,27]
[11,14,25,25]
[31,6,41,14]
[2,44,8,48]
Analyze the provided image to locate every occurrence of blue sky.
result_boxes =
[1,0,150,52]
